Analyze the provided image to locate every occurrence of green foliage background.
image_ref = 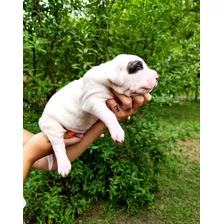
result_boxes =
[23,0,199,223]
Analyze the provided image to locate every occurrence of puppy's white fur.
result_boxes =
[39,54,158,176]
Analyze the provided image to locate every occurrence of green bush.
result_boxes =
[23,102,175,222]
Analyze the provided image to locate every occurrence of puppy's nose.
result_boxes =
[152,71,159,80]
[152,71,159,87]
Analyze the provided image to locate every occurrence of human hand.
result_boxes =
[25,132,82,153]
[106,90,152,122]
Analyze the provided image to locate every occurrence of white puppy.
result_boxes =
[39,54,158,176]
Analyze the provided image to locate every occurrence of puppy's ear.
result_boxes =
[106,64,125,86]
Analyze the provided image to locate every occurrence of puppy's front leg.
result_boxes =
[39,115,71,176]
[82,99,124,142]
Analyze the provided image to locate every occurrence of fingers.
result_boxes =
[111,89,132,111]
[131,95,145,113]
[27,132,82,150]
[106,99,122,114]
[131,93,152,113]
[64,136,82,146]
[106,91,152,121]
[143,93,152,104]
[106,99,129,121]
[64,132,83,146]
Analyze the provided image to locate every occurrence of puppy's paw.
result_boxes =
[109,124,125,143]
[57,158,72,177]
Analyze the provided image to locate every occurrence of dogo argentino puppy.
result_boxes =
[39,54,158,176]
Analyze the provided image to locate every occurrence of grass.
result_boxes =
[76,101,200,224]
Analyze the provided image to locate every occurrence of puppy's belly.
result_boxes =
[50,110,99,133]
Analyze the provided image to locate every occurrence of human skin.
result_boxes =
[23,92,152,184]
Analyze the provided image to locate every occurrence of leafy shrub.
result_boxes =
[23,102,176,222]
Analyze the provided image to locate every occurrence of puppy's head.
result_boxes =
[106,54,158,96]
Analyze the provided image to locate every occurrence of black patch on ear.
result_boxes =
[127,60,143,74]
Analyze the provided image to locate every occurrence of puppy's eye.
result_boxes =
[127,60,143,74]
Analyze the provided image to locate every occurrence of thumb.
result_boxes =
[64,136,82,146]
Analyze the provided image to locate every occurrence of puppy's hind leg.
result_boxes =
[39,115,71,176]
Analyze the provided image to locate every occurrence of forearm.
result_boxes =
[23,120,107,182]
